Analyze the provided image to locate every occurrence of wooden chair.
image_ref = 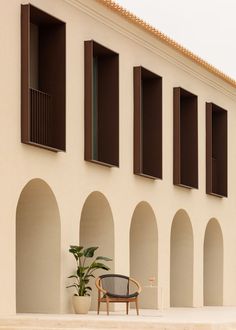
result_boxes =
[95,274,141,315]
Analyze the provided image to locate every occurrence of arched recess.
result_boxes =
[170,209,193,307]
[79,191,114,310]
[204,218,223,306]
[130,201,158,309]
[16,178,61,313]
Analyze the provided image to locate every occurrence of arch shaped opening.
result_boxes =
[170,209,193,307]
[16,178,61,313]
[130,202,158,309]
[204,218,223,306]
[79,191,114,310]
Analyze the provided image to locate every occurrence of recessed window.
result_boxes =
[84,40,119,167]
[206,103,227,197]
[21,4,66,151]
[173,87,198,188]
[133,66,162,179]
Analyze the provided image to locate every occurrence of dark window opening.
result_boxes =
[21,4,66,151]
[84,40,119,167]
[173,87,198,188]
[206,103,227,197]
[133,66,162,179]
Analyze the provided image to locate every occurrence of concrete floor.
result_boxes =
[1,307,236,329]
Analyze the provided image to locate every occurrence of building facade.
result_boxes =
[1,0,236,314]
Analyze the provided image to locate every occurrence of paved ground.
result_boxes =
[1,307,236,329]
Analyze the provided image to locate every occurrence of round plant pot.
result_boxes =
[72,295,91,314]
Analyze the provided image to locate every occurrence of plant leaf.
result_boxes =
[95,256,112,262]
[69,246,84,260]
[68,275,78,279]
[66,284,78,289]
[90,262,110,270]
[69,245,83,252]
[83,247,98,258]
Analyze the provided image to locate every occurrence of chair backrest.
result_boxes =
[99,274,130,296]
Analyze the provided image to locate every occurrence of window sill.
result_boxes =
[22,141,65,152]
[134,172,160,180]
[174,183,198,190]
[206,191,227,198]
[86,159,119,168]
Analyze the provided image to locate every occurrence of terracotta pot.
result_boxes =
[72,295,91,314]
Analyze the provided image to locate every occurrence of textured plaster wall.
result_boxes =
[16,179,61,313]
[204,218,223,306]
[130,202,158,309]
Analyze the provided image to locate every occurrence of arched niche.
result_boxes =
[170,209,193,307]
[130,201,158,309]
[16,178,61,313]
[204,218,223,306]
[79,191,114,310]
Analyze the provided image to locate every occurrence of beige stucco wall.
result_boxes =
[1,0,236,314]
[16,179,61,313]
[130,202,158,309]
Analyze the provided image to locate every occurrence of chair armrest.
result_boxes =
[129,277,142,294]
[95,277,107,295]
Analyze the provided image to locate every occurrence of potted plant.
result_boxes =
[67,245,112,314]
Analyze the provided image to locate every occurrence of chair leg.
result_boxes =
[106,297,109,315]
[97,299,100,315]
[135,297,139,316]
[126,302,129,315]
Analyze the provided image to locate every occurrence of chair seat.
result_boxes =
[106,291,139,299]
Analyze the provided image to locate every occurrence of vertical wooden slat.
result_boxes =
[84,40,93,161]
[42,91,45,145]
[206,102,213,194]
[173,87,181,185]
[29,88,51,146]
[37,89,39,143]
[21,4,30,143]
[133,66,142,175]
[223,111,228,197]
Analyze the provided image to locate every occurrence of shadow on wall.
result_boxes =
[79,191,114,311]
[170,209,193,307]
[204,218,223,306]
[16,178,61,313]
[130,201,158,309]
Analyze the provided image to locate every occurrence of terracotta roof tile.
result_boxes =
[97,0,236,88]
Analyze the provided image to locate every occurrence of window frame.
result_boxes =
[173,87,198,189]
[84,40,119,167]
[133,66,162,179]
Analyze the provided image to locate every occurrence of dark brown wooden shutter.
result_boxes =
[84,40,119,167]
[133,66,162,179]
[173,87,181,185]
[206,103,227,197]
[21,4,66,152]
[21,4,30,144]
[133,66,142,175]
[173,87,198,188]
[84,40,93,161]
[206,102,213,195]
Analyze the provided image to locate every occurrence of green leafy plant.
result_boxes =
[67,245,112,296]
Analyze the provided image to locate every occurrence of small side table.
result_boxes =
[143,285,163,311]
